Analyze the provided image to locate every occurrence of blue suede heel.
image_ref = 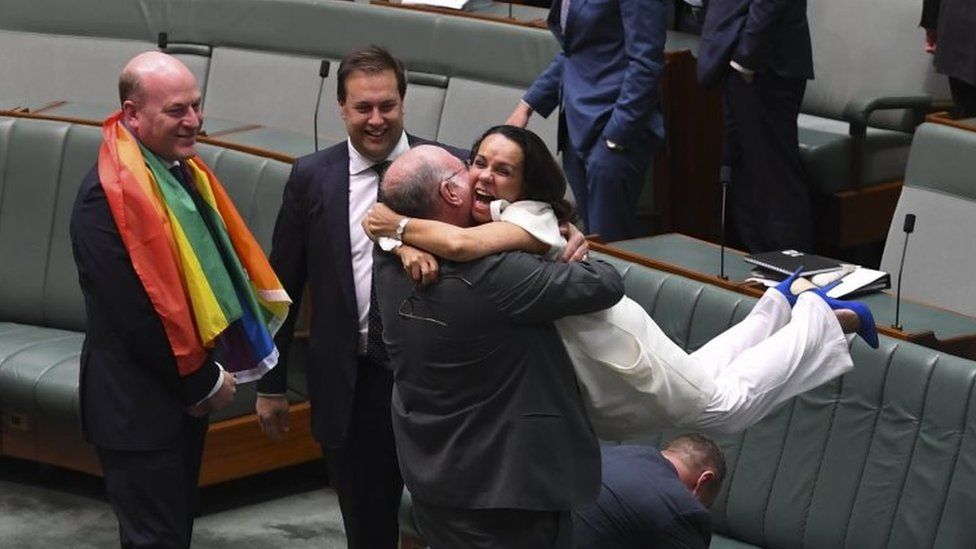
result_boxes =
[774,266,805,307]
[812,288,879,349]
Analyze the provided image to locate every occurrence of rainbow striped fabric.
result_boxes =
[98,111,290,382]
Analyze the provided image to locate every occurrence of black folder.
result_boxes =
[743,249,843,277]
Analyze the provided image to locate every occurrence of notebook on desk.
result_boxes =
[743,249,843,277]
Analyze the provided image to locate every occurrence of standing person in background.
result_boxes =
[506,0,667,241]
[70,51,289,548]
[574,436,726,549]
[253,45,464,548]
[698,0,815,253]
[922,0,976,118]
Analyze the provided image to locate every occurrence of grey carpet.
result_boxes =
[0,457,348,548]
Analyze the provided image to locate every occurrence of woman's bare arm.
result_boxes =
[364,203,547,261]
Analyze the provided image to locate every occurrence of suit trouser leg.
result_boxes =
[324,359,402,549]
[949,77,976,118]
[587,134,654,242]
[96,415,208,549]
[413,499,572,549]
[562,147,589,232]
[724,72,812,252]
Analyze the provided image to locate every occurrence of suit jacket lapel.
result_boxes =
[319,147,358,318]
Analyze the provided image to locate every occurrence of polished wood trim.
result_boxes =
[203,123,263,138]
[0,109,297,164]
[32,100,68,114]
[1,401,321,487]
[1,108,103,127]
[199,401,321,486]
[370,0,548,29]
[820,179,903,249]
[926,111,976,132]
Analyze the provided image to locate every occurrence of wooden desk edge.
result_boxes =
[589,240,928,344]
[0,110,296,164]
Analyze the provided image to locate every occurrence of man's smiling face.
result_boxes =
[339,68,405,162]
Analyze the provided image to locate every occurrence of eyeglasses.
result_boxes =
[396,275,472,327]
[441,165,468,186]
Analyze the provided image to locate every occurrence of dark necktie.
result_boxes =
[560,0,571,32]
[372,160,391,202]
[366,160,392,365]
[169,164,189,191]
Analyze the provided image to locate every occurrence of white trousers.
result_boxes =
[557,288,853,440]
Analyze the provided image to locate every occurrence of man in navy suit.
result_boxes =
[507,0,667,241]
[574,435,726,549]
[254,45,464,548]
[698,0,815,253]
[70,52,238,548]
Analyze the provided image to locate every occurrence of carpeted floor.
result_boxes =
[0,456,348,548]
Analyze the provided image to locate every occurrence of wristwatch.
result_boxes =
[377,237,402,252]
[605,138,625,151]
[377,217,411,252]
[395,216,411,240]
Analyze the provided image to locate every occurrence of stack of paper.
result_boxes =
[401,0,493,11]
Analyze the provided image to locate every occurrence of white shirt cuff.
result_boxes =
[194,362,226,406]
[730,60,755,75]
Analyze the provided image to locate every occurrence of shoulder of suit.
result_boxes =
[295,141,347,167]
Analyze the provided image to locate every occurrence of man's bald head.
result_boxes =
[119,51,196,105]
[662,434,726,508]
[382,145,473,227]
[119,52,202,162]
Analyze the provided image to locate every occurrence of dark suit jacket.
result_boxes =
[374,250,624,510]
[70,167,220,450]
[574,445,712,549]
[923,0,976,85]
[697,0,814,88]
[257,135,465,448]
[522,0,667,153]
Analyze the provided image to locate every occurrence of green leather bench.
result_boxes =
[0,114,315,483]
[399,254,976,549]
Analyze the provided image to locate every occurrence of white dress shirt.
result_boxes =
[347,132,411,354]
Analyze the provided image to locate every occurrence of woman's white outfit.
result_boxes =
[493,200,854,438]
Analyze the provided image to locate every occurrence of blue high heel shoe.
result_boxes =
[774,266,805,306]
[811,286,879,349]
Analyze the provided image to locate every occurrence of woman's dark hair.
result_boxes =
[469,125,577,223]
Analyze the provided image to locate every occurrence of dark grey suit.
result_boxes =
[923,0,976,117]
[374,250,624,547]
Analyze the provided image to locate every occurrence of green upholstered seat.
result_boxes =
[879,122,976,317]
[798,114,914,195]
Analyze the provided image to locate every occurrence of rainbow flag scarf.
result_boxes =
[97,111,290,382]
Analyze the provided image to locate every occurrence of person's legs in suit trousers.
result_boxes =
[949,77,976,118]
[562,136,652,242]
[413,499,573,549]
[97,414,209,549]
[724,71,812,252]
[324,358,402,548]
[562,147,589,233]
